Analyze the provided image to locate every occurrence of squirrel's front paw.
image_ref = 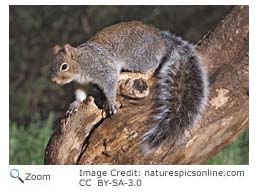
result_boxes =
[66,100,81,115]
[104,101,118,117]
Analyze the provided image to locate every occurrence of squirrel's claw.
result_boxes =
[66,100,81,116]
[104,101,118,117]
[110,104,118,116]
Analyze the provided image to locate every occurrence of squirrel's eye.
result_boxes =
[60,63,69,71]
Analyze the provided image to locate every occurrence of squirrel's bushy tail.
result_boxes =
[142,31,209,153]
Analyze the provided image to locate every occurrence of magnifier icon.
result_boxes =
[10,169,24,183]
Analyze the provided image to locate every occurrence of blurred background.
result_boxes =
[9,5,248,165]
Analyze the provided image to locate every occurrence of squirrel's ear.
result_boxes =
[64,44,76,58]
[53,44,62,55]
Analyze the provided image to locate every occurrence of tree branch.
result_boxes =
[45,6,249,165]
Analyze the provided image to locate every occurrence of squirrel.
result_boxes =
[50,21,209,153]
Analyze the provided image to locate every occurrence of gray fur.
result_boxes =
[51,22,209,153]
[76,29,208,152]
[74,44,121,114]
[141,31,209,153]
[75,26,209,152]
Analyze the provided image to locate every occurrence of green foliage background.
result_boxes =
[10,114,54,164]
[9,5,248,165]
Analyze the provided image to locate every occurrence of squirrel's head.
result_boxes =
[50,44,79,85]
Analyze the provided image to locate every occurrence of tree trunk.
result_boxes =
[45,6,249,165]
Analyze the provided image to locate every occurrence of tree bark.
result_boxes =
[45,6,249,165]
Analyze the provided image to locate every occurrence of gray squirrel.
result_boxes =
[50,21,209,152]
